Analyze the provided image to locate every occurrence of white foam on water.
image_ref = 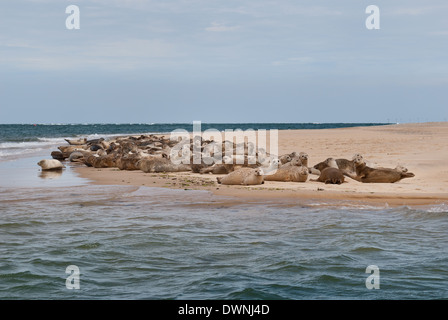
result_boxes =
[424,203,448,213]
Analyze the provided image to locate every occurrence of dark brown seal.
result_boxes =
[311,167,345,185]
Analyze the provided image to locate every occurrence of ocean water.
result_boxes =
[0,123,447,300]
[0,123,388,161]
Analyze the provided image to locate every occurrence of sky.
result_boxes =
[0,0,447,124]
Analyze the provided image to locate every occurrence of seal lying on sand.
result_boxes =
[311,167,345,185]
[37,159,65,171]
[64,138,87,145]
[138,157,192,173]
[199,155,258,174]
[343,157,415,183]
[263,165,309,182]
[293,152,309,167]
[313,154,362,174]
[199,163,232,174]
[216,168,264,185]
[280,158,302,168]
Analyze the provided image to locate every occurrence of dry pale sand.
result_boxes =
[74,122,448,207]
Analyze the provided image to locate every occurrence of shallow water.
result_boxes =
[0,154,447,299]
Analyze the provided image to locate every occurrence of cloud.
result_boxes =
[429,31,448,36]
[0,38,175,71]
[271,57,314,66]
[205,22,240,32]
[389,5,448,16]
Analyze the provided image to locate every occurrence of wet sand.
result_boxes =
[74,122,448,207]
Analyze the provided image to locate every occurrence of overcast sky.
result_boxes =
[0,0,447,124]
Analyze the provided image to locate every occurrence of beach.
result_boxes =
[74,122,448,207]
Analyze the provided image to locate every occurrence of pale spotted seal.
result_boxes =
[216,167,264,185]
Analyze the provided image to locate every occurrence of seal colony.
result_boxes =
[39,133,416,189]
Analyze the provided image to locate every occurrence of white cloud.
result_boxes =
[205,22,240,32]
[389,5,448,16]
[272,57,314,66]
[0,38,176,71]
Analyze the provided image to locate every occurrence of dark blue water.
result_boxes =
[0,123,391,161]
[0,123,390,143]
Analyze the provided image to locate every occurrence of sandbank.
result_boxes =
[74,122,448,207]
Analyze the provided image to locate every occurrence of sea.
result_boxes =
[0,123,447,301]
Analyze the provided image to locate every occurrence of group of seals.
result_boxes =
[46,134,187,174]
[207,150,312,186]
[41,134,415,186]
[311,154,415,184]
[342,156,415,183]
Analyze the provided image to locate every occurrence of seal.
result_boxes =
[64,138,87,145]
[58,145,85,154]
[85,154,117,168]
[200,155,258,174]
[313,154,362,174]
[90,144,103,152]
[263,165,309,182]
[200,163,231,174]
[280,157,302,168]
[37,159,65,171]
[343,157,415,183]
[216,167,264,185]
[260,158,281,175]
[116,154,144,170]
[311,167,345,185]
[279,154,292,165]
[51,151,66,161]
[138,157,192,173]
[294,152,309,167]
[68,151,86,162]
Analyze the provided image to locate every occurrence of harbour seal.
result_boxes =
[216,167,264,185]
[279,154,292,165]
[85,154,117,168]
[90,144,103,152]
[199,163,232,174]
[313,154,362,174]
[260,158,280,175]
[58,145,88,158]
[138,157,192,173]
[37,159,65,171]
[343,157,415,183]
[311,167,345,185]
[280,157,302,168]
[64,138,87,145]
[68,151,85,162]
[263,165,309,182]
[116,155,142,171]
[293,152,309,167]
[51,151,66,161]
[200,155,258,174]
[86,138,105,145]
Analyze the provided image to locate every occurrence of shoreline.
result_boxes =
[73,122,448,207]
[73,166,448,207]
